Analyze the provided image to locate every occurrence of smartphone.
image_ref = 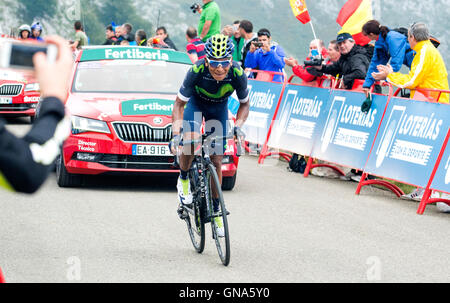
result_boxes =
[253,42,263,48]
[0,41,58,70]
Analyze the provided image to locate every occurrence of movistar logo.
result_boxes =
[105,48,169,60]
[196,84,234,99]
[192,64,205,74]
[233,66,244,77]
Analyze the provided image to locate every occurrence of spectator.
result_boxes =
[327,40,341,63]
[18,24,31,40]
[103,25,118,45]
[239,20,258,68]
[123,23,136,46]
[314,32,370,89]
[374,22,449,103]
[30,22,44,42]
[244,28,286,83]
[135,30,147,46]
[120,40,130,46]
[185,27,206,63]
[156,26,178,50]
[197,0,221,42]
[70,21,88,51]
[231,21,244,63]
[373,22,449,206]
[361,20,415,97]
[114,25,124,44]
[285,39,330,83]
[221,25,234,37]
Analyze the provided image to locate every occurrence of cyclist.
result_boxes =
[170,34,250,235]
[0,36,72,193]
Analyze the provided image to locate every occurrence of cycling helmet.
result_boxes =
[204,34,234,59]
[19,24,31,34]
[31,22,42,32]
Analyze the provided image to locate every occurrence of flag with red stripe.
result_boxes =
[289,0,311,24]
[337,0,373,46]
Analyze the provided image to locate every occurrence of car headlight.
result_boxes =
[71,116,111,134]
[24,83,40,92]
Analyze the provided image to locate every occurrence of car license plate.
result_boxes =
[132,144,170,156]
[0,97,12,104]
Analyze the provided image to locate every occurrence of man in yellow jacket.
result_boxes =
[374,22,449,103]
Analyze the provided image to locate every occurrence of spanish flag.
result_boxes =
[289,0,311,24]
[337,0,373,46]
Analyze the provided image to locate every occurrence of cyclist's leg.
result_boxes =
[204,102,229,203]
[179,99,203,171]
[177,99,203,205]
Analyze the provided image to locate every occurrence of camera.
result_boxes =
[0,40,57,70]
[252,42,263,48]
[190,3,200,13]
[304,57,324,67]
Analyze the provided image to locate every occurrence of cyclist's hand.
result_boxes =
[233,126,246,141]
[169,135,182,155]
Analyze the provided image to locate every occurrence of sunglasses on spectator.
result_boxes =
[207,58,232,68]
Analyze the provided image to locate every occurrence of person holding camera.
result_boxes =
[285,39,331,83]
[244,28,286,83]
[313,33,370,89]
[0,36,72,194]
[193,0,221,42]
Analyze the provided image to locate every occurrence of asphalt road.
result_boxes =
[1,118,449,283]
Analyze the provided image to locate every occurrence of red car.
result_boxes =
[0,69,41,123]
[57,46,240,190]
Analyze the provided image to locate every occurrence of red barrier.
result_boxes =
[0,267,5,283]
[417,128,450,215]
[354,82,407,197]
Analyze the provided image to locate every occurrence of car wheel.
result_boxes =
[56,154,83,188]
[222,173,237,191]
[30,115,36,124]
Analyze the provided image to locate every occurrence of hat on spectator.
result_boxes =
[336,33,353,43]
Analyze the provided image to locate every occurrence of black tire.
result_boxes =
[185,167,205,253]
[56,154,83,188]
[222,173,237,191]
[29,115,36,124]
[208,163,230,266]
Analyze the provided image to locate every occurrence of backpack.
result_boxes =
[288,154,307,174]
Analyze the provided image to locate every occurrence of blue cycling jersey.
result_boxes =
[178,59,249,104]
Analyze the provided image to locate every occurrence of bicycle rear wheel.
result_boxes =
[207,163,231,266]
[184,169,205,253]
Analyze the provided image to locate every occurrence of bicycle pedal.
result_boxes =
[177,207,188,220]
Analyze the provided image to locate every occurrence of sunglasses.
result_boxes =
[207,58,232,68]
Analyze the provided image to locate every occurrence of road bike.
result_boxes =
[177,132,243,266]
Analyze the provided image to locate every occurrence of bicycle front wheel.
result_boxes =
[185,169,205,254]
[207,163,231,266]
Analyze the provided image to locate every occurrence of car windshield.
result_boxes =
[72,60,191,94]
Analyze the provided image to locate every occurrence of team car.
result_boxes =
[57,46,240,190]
[0,69,40,123]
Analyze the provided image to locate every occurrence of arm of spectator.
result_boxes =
[186,45,199,63]
[363,45,385,89]
[386,53,428,89]
[0,36,72,194]
[387,36,408,73]
[320,61,341,77]
[244,49,258,69]
[292,65,317,82]
[200,20,212,40]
